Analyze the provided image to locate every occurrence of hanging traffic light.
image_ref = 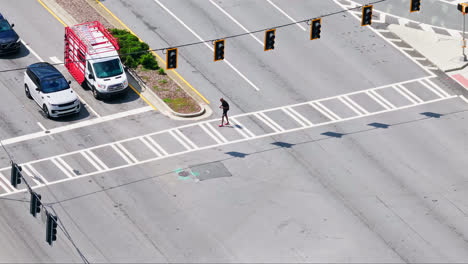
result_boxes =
[264,29,276,51]
[166,48,177,70]
[30,192,41,218]
[46,212,58,246]
[410,0,421,12]
[361,5,373,26]
[10,162,21,188]
[214,39,225,61]
[458,3,468,14]
[310,18,322,40]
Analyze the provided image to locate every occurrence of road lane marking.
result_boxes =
[254,113,282,132]
[49,56,63,64]
[342,96,369,115]
[96,0,209,104]
[139,137,162,157]
[418,80,445,98]
[199,123,224,144]
[204,123,229,143]
[37,0,67,26]
[38,0,159,110]
[169,130,194,150]
[266,0,307,31]
[282,108,306,127]
[1,106,153,146]
[154,0,261,91]
[116,143,139,163]
[24,165,47,185]
[87,150,109,170]
[111,144,134,164]
[314,102,341,120]
[0,76,453,191]
[20,40,44,61]
[36,122,47,132]
[369,90,396,109]
[460,95,468,104]
[424,79,450,97]
[332,0,436,78]
[398,85,424,103]
[2,94,458,197]
[0,172,13,193]
[284,107,313,126]
[209,0,263,45]
[145,136,169,156]
[393,85,418,104]
[229,117,253,138]
[338,96,363,116]
[81,150,104,171]
[51,158,74,178]
[259,112,285,131]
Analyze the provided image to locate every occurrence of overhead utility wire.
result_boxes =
[0,140,90,264]
[0,0,387,74]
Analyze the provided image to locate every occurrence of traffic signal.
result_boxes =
[10,162,21,188]
[214,39,225,61]
[310,18,321,40]
[30,192,41,217]
[166,48,177,70]
[361,5,373,26]
[410,0,421,12]
[458,3,468,14]
[46,212,58,246]
[264,29,276,51]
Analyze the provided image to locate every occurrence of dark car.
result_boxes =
[0,13,20,54]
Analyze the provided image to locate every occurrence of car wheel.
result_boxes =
[92,87,100,100]
[24,84,32,99]
[43,104,51,119]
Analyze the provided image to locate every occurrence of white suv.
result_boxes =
[24,62,80,118]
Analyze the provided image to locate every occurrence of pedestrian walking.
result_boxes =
[219,98,230,127]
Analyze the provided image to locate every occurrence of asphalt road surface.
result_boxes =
[0,0,468,263]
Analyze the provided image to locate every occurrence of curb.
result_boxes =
[90,0,211,107]
[127,68,208,119]
[445,62,468,73]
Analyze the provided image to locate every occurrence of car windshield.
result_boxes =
[0,20,12,33]
[93,59,123,78]
[41,77,69,93]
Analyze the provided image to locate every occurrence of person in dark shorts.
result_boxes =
[219,98,230,127]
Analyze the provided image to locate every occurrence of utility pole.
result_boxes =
[458,3,468,61]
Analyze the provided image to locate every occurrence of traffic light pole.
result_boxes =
[463,13,467,61]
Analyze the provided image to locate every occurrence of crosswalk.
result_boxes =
[0,77,458,196]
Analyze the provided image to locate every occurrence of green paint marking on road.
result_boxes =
[190,171,200,177]
[174,168,183,173]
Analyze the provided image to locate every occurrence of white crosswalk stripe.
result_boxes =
[230,117,254,138]
[145,136,169,156]
[0,77,455,197]
[139,137,163,157]
[0,171,13,193]
[51,158,74,178]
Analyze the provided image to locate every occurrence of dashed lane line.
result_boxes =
[153,0,261,91]
[95,0,210,104]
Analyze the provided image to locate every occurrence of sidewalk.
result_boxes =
[389,24,468,91]
[389,24,468,72]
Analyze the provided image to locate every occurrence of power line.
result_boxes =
[0,0,387,74]
[0,141,90,264]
